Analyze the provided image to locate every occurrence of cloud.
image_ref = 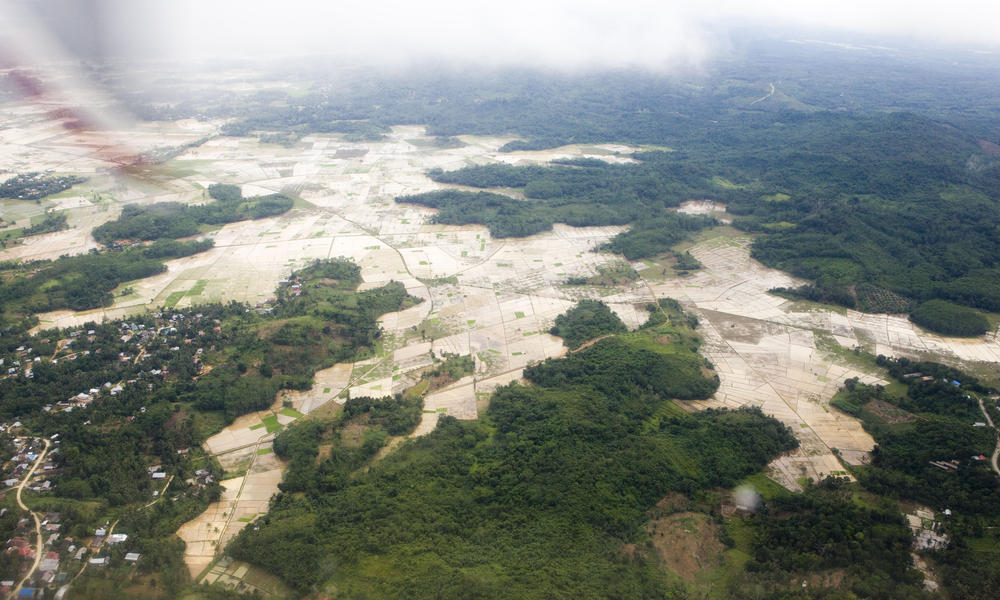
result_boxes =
[7,0,1000,72]
[118,0,715,71]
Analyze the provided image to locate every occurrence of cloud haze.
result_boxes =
[5,0,1000,72]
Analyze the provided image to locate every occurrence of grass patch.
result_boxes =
[967,537,1000,554]
[813,330,880,373]
[191,410,228,440]
[739,473,789,501]
[256,447,274,456]
[404,379,430,402]
[163,290,187,308]
[261,415,282,433]
[278,407,304,419]
[188,279,208,296]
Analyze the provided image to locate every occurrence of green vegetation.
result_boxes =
[548,299,627,349]
[527,332,719,401]
[0,238,212,325]
[423,352,475,382]
[0,257,422,597]
[341,394,423,436]
[179,259,421,420]
[587,261,640,285]
[835,359,999,515]
[92,184,292,245]
[672,250,701,271]
[729,477,929,599]
[770,284,863,310]
[228,302,796,596]
[826,357,1000,599]
[396,189,556,238]
[909,299,990,336]
[398,162,718,256]
[0,211,69,247]
[0,172,87,200]
[602,213,719,260]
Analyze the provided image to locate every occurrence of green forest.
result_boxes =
[547,299,627,349]
[0,172,87,201]
[730,477,930,599]
[397,161,719,256]
[92,184,293,245]
[226,302,795,597]
[0,238,212,322]
[908,299,990,336]
[0,258,420,597]
[397,110,1000,323]
[827,357,1000,599]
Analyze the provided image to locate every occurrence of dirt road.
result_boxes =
[977,397,1000,477]
[11,438,51,599]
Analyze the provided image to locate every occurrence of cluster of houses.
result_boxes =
[186,468,216,493]
[1,341,54,380]
[1,511,75,595]
[254,275,301,314]
[3,312,227,419]
[901,372,941,384]
[0,510,144,598]
[906,508,950,551]
[254,297,279,314]
[0,311,239,596]
[0,171,85,201]
[1,436,57,493]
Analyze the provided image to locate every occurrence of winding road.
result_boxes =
[10,438,51,600]
[976,397,1000,477]
[749,81,776,105]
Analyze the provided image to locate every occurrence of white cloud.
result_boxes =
[8,0,1000,70]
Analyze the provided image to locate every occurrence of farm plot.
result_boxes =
[652,227,1000,489]
[11,103,1000,526]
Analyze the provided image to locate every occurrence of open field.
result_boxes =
[651,230,1000,488]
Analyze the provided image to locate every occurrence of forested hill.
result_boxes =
[122,43,1000,321]
[227,303,796,597]
[399,110,1000,321]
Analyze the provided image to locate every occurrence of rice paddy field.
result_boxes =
[4,94,1000,582]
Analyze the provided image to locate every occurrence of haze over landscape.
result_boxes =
[0,1,1000,599]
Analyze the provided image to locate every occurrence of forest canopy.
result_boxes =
[227,301,794,597]
[92,184,292,245]
[908,299,990,336]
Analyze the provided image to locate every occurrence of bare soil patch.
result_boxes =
[653,492,690,511]
[700,309,787,345]
[645,511,724,581]
[865,398,918,424]
[316,443,333,464]
[340,418,368,448]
